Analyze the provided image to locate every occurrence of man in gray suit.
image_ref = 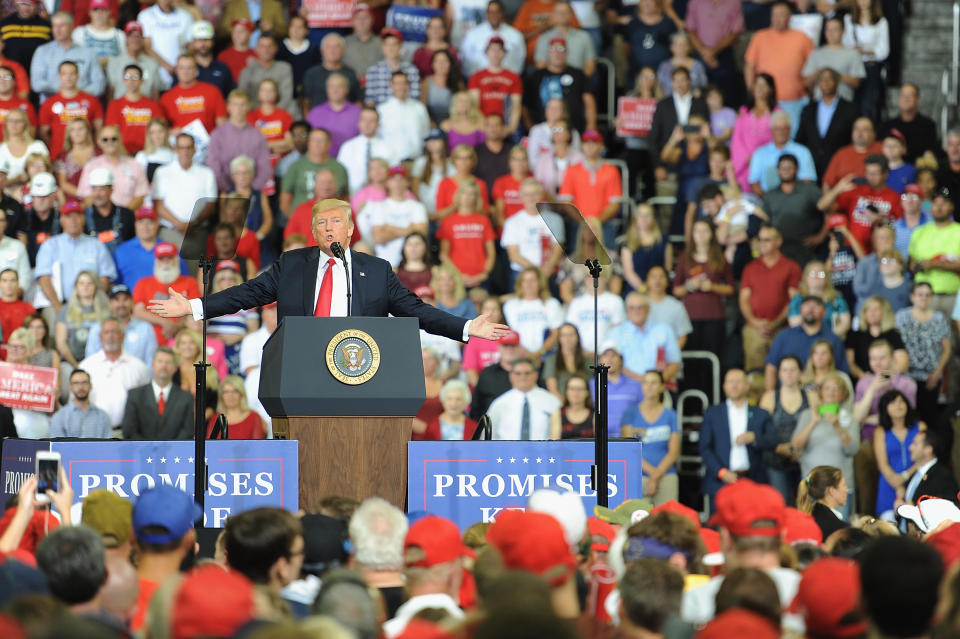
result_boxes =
[122,346,193,440]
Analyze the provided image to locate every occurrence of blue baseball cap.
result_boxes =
[133,485,202,544]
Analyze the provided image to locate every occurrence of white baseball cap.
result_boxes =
[30,172,56,197]
[191,20,215,41]
[897,497,960,533]
[89,167,114,187]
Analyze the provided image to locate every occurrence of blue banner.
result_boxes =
[1,439,298,528]
[386,5,443,44]
[408,441,642,530]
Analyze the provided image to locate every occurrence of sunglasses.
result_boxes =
[100,136,118,142]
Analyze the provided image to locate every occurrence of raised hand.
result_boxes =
[469,313,511,341]
[147,287,193,319]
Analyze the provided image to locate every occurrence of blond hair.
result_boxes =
[450,91,483,127]
[432,263,467,303]
[311,199,354,227]
[857,295,896,332]
[798,261,839,303]
[217,375,250,413]
[513,266,550,300]
[625,203,662,251]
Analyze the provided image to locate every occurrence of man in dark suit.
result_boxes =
[122,346,193,440]
[898,429,959,509]
[147,199,508,342]
[699,369,777,507]
[796,68,859,182]
[648,66,710,156]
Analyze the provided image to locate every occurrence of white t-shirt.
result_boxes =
[377,97,430,164]
[447,0,490,47]
[682,568,804,634]
[412,156,456,215]
[151,161,218,225]
[500,211,556,271]
[0,140,48,181]
[502,297,564,352]
[565,291,625,353]
[137,5,194,84]
[365,197,428,267]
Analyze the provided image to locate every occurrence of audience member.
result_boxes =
[36,61,103,159]
[0,267,34,343]
[105,23,163,100]
[801,17,866,103]
[648,65,709,155]
[487,357,561,439]
[748,112,816,195]
[207,89,271,193]
[524,34,595,133]
[377,71,431,165]
[238,34,297,117]
[302,33,360,112]
[796,68,859,181]
[882,83,939,164]
[30,12,105,102]
[84,283,156,364]
[151,133,218,245]
[121,345,192,439]
[159,55,227,134]
[187,21,234,97]
[822,117,883,187]
[306,73,359,157]
[49,368,111,437]
[365,29,420,107]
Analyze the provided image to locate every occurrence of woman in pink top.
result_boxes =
[730,73,779,191]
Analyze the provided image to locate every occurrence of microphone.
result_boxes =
[329,242,351,317]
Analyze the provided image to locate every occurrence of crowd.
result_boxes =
[0,0,957,633]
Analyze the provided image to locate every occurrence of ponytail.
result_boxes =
[796,466,844,514]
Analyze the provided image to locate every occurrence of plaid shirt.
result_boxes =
[363,60,420,106]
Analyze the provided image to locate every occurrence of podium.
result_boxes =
[259,316,425,510]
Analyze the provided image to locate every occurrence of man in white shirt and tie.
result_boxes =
[337,106,394,195]
[896,429,959,519]
[488,358,562,439]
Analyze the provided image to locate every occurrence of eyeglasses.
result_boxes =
[810,271,826,278]
[6,344,24,350]
[221,388,240,395]
[176,145,194,151]
[100,136,118,142]
[0,75,14,81]
[880,257,898,265]
[551,127,568,134]
[511,370,535,376]
[122,73,141,80]
[549,45,566,52]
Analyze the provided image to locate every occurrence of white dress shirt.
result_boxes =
[673,92,693,126]
[78,350,151,426]
[377,97,430,163]
[488,387,561,440]
[337,134,396,194]
[152,381,173,404]
[726,399,750,472]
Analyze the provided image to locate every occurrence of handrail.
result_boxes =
[680,350,721,405]
[596,57,616,126]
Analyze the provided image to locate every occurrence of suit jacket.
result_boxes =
[795,98,859,181]
[122,384,193,440]
[699,402,777,497]
[649,95,710,155]
[908,461,959,504]
[204,248,468,342]
[812,501,849,541]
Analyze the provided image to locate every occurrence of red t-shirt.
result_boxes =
[835,185,903,253]
[131,577,158,632]
[0,57,30,98]
[105,95,165,154]
[0,96,36,139]
[206,228,261,270]
[133,274,202,343]
[248,107,293,169]
[558,162,622,219]
[822,142,884,187]
[217,48,257,82]
[285,199,362,247]
[740,254,802,320]
[435,176,490,213]
[160,81,227,132]
[492,173,526,221]
[0,299,36,344]
[436,212,496,276]
[467,68,522,117]
[38,91,103,158]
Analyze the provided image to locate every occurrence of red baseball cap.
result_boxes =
[353,2,371,14]
[548,35,566,47]
[486,510,577,586]
[381,27,404,42]
[171,565,256,639]
[926,522,960,569]
[651,500,700,527]
[587,517,616,552]
[124,20,142,34]
[154,242,178,259]
[498,329,521,346]
[404,516,472,568]
[885,127,906,144]
[387,165,408,179]
[135,206,157,220]
[783,508,823,546]
[789,557,866,638]
[708,479,785,538]
[904,183,923,197]
[582,129,603,143]
[413,285,435,299]
[827,213,849,229]
[61,201,83,216]
[231,18,255,32]
[90,0,110,9]
[696,609,780,639]
[215,259,241,274]
[487,35,505,49]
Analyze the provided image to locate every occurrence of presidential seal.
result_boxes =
[326,329,381,385]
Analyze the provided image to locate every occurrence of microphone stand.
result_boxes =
[332,242,351,317]
[587,258,610,507]
[194,254,214,529]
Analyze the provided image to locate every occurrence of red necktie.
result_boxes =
[313,258,337,317]
[157,391,165,416]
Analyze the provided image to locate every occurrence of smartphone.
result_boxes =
[682,124,700,134]
[35,451,61,505]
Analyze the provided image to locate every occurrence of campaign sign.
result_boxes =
[616,97,657,138]
[408,441,642,529]
[302,0,355,28]
[1,439,298,528]
[0,362,59,411]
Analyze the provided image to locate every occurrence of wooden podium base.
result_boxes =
[273,416,412,511]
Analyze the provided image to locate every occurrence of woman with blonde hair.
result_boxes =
[621,203,671,294]
[788,260,851,338]
[134,118,175,183]
[0,109,47,190]
[351,157,391,217]
[503,266,563,359]
[5,327,51,438]
[845,295,909,380]
[55,271,111,368]
[77,124,149,211]
[412,130,454,221]
[432,263,475,319]
[55,119,99,202]
[441,91,484,148]
[436,180,495,289]
[801,338,855,406]
[206,375,266,439]
[533,118,583,198]
[796,465,850,539]
[173,327,220,420]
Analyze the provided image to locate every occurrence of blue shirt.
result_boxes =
[893,211,930,259]
[113,238,188,289]
[29,41,106,100]
[886,164,917,194]
[608,320,682,378]
[619,404,678,474]
[437,299,477,320]
[591,374,644,438]
[34,233,117,299]
[816,98,839,138]
[84,318,158,365]
[748,141,818,192]
[765,324,849,372]
[49,401,112,438]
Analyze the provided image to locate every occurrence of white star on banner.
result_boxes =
[548,457,556,463]
[536,457,542,463]
[174,457,181,464]
[522,457,529,463]
[146,457,153,464]
[159,457,166,464]
[509,457,516,463]
[497,457,503,463]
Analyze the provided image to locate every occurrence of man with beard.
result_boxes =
[77,317,151,431]
[84,283,157,365]
[49,368,112,438]
[131,242,201,344]
[764,295,849,389]
[187,21,233,97]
